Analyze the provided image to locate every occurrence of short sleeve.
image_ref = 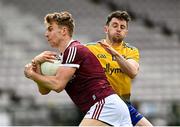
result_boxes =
[126,47,140,63]
[62,45,85,68]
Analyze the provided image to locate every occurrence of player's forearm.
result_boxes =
[31,72,64,92]
[32,64,51,95]
[114,54,138,78]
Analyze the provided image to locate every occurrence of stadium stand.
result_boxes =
[0,0,180,125]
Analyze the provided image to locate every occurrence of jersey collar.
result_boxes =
[66,39,75,49]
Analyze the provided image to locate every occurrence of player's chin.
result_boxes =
[112,37,123,43]
[51,43,59,48]
[49,43,56,48]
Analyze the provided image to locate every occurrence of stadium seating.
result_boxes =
[0,0,180,125]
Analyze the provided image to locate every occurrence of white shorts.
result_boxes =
[84,94,132,127]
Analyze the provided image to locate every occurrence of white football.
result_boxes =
[40,60,62,76]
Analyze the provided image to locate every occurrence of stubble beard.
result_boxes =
[111,35,123,43]
[107,32,124,44]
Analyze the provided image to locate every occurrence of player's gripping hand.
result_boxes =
[33,51,57,65]
[99,40,119,56]
[24,63,34,79]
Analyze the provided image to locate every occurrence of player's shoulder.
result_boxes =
[70,40,97,53]
[64,40,85,56]
[70,40,81,46]
[67,40,86,50]
[86,41,103,49]
[86,42,98,46]
[64,41,88,60]
[123,41,138,50]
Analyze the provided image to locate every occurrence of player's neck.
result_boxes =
[106,38,123,47]
[58,37,72,53]
[111,42,123,47]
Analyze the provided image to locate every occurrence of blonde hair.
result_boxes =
[44,11,75,37]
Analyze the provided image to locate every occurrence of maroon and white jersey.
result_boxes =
[62,40,115,113]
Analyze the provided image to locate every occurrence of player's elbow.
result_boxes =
[38,88,51,95]
[52,83,65,93]
[130,66,139,79]
[37,83,51,95]
[128,69,138,79]
[129,72,137,79]
[39,90,50,95]
[127,61,139,79]
[54,88,63,93]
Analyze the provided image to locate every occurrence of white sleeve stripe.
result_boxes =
[71,47,77,62]
[68,47,75,63]
[62,63,80,68]
[66,47,77,63]
[66,47,72,63]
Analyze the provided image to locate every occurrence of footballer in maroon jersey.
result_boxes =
[24,11,132,126]
[62,40,114,112]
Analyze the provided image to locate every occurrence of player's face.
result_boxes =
[105,18,128,43]
[45,22,63,48]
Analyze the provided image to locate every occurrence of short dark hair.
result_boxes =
[106,11,131,25]
[44,11,75,37]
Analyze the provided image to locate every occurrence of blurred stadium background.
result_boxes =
[0,0,180,126]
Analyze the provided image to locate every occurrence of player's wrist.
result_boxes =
[114,52,121,57]
[30,70,39,81]
[32,58,41,65]
[114,53,125,62]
